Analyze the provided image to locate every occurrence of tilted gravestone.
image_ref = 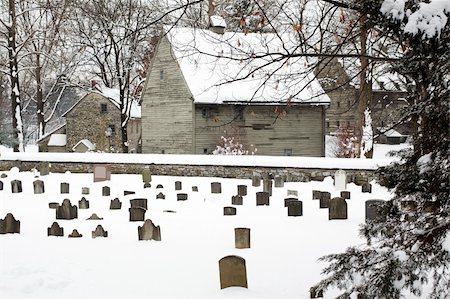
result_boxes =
[156,192,165,200]
[312,190,322,200]
[328,197,348,220]
[93,165,111,182]
[39,162,50,176]
[102,186,110,196]
[92,225,108,238]
[235,228,250,249]
[11,180,22,193]
[56,199,78,220]
[340,191,351,200]
[192,186,198,192]
[0,213,20,234]
[47,222,64,237]
[287,200,303,216]
[79,197,90,209]
[319,192,331,209]
[256,192,270,206]
[60,182,70,194]
[362,183,372,193]
[219,255,248,289]
[223,207,237,216]
[175,181,182,190]
[138,219,161,241]
[33,180,45,194]
[252,173,261,187]
[334,169,347,190]
[110,198,122,210]
[211,182,222,194]
[237,185,247,196]
[81,187,90,195]
[86,213,103,220]
[142,168,152,183]
[130,198,148,210]
[274,176,284,188]
[232,195,243,205]
[177,193,188,201]
[365,200,387,222]
[284,197,298,207]
[129,207,146,221]
[124,190,135,196]
[287,190,298,197]
[68,229,82,238]
[263,179,273,196]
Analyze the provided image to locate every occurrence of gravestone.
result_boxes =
[124,190,135,196]
[110,198,122,209]
[156,184,164,189]
[362,183,372,193]
[130,198,148,210]
[235,228,250,249]
[232,195,243,205]
[192,186,198,192]
[92,225,108,238]
[129,207,146,221]
[334,170,347,190]
[79,197,90,209]
[340,191,351,200]
[365,200,386,222]
[328,197,348,220]
[284,197,298,207]
[211,182,222,194]
[274,176,284,188]
[401,200,417,212]
[156,192,165,200]
[56,199,78,220]
[319,192,331,209]
[0,173,6,178]
[33,180,45,194]
[0,180,3,191]
[175,181,182,190]
[219,255,248,289]
[252,173,261,187]
[47,222,64,237]
[102,186,110,196]
[263,179,273,196]
[39,162,50,176]
[11,180,22,193]
[49,202,59,209]
[144,182,151,188]
[87,213,103,220]
[256,192,270,206]
[287,200,303,216]
[81,187,90,195]
[0,213,20,234]
[93,165,111,182]
[309,286,324,298]
[224,207,237,216]
[177,193,188,201]
[424,201,440,214]
[138,219,161,241]
[60,182,70,194]
[287,190,298,197]
[312,190,322,200]
[142,168,152,183]
[237,185,247,196]
[68,229,82,238]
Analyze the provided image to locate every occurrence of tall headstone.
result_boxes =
[232,195,243,205]
[130,198,148,210]
[256,192,270,206]
[138,219,161,241]
[211,182,222,194]
[56,199,78,220]
[263,179,273,196]
[340,191,351,200]
[79,197,90,209]
[93,165,111,182]
[219,256,248,289]
[235,228,250,249]
[319,192,331,208]
[110,198,122,210]
[365,200,386,222]
[39,162,50,176]
[175,181,182,190]
[328,197,348,220]
[237,185,247,196]
[60,182,69,194]
[312,190,322,200]
[11,180,22,193]
[102,186,110,196]
[33,180,45,194]
[142,168,152,183]
[362,183,372,193]
[252,173,261,187]
[0,213,20,234]
[287,200,303,216]
[334,170,347,190]
[47,222,64,237]
[177,193,188,201]
[223,207,237,216]
[129,207,146,221]
[92,225,108,238]
[81,187,90,195]
[68,229,82,238]
[274,175,284,188]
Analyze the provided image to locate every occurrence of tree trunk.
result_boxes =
[35,53,45,138]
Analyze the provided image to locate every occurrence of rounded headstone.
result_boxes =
[329,197,347,220]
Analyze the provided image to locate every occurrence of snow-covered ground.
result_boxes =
[0,167,394,298]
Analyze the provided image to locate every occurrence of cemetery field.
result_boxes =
[0,167,393,298]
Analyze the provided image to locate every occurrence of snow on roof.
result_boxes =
[167,27,330,105]
[47,134,67,147]
[378,127,407,137]
[210,15,226,28]
[37,123,66,142]
[72,139,96,151]
[98,87,141,118]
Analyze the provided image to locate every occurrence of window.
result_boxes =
[108,124,116,134]
[159,69,164,80]
[202,107,210,118]
[161,149,165,154]
[203,148,208,154]
[337,102,341,108]
[284,149,293,156]
[336,120,340,127]
[326,121,330,128]
[101,103,108,113]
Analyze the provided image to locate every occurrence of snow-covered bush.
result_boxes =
[213,135,256,155]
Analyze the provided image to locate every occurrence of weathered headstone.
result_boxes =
[287,190,298,197]
[424,201,440,214]
[60,182,69,194]
[232,195,243,205]
[68,229,82,238]
[0,180,3,191]
[79,197,90,209]
[130,198,148,210]
[284,197,298,207]
[274,175,284,188]
[49,202,59,209]
[102,186,110,196]
[39,162,50,176]
[56,199,78,220]
[365,200,386,222]
[219,255,248,289]
[0,213,20,234]
[33,180,45,194]
[334,169,347,190]
[401,200,417,212]
[129,207,146,221]
[328,197,348,220]
[237,185,247,196]
[156,192,165,200]
[156,184,164,189]
[92,225,108,238]
[312,190,322,200]
[144,182,151,188]
[0,173,6,178]
[11,180,22,193]
[138,219,161,241]
[175,181,182,190]
[110,198,122,209]
[362,182,372,193]
[192,186,198,192]
[224,207,237,216]
[340,191,351,200]
[235,228,250,249]
[93,165,111,182]
[211,182,222,194]
[81,187,90,195]
[287,200,303,216]
[124,190,135,196]
[142,168,152,183]
[319,192,331,209]
[47,222,64,236]
[177,193,188,201]
[256,192,270,206]
[252,173,261,187]
[87,213,103,220]
[263,179,273,196]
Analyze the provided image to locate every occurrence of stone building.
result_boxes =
[140,28,330,157]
